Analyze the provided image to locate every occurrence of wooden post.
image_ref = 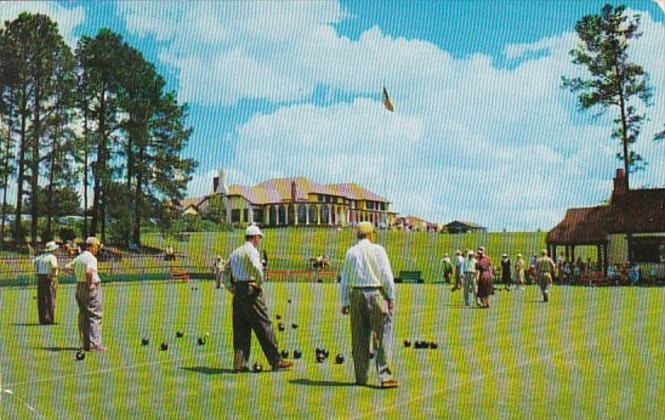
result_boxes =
[571,246,576,262]
[603,242,609,278]
[565,245,570,263]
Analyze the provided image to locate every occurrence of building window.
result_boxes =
[633,237,665,263]
[253,209,264,224]
[231,209,241,223]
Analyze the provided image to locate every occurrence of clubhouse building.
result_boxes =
[183,174,397,227]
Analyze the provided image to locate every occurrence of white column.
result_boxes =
[225,196,231,224]
[248,205,254,224]
[294,205,299,226]
[328,206,333,226]
[305,204,310,225]
[276,206,280,225]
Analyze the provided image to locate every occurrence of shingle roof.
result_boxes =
[179,196,205,209]
[225,177,389,205]
[547,188,665,244]
[444,220,486,229]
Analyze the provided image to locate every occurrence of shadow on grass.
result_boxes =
[11,322,57,327]
[36,346,80,352]
[289,378,359,387]
[180,366,237,375]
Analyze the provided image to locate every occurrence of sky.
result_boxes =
[1,0,664,231]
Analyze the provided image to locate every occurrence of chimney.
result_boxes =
[213,174,219,194]
[612,168,627,201]
[291,180,297,203]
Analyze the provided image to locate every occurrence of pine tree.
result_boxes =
[562,4,653,189]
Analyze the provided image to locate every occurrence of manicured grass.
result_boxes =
[1,281,663,418]
[142,229,558,281]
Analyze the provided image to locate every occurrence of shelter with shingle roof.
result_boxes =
[547,169,665,278]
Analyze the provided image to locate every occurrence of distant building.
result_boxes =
[181,175,397,227]
[547,169,665,278]
[443,220,487,234]
[180,197,205,216]
[393,215,437,232]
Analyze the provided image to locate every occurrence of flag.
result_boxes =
[382,86,394,112]
[656,0,665,13]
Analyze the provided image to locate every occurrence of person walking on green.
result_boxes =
[33,241,59,325]
[536,249,556,302]
[65,237,105,352]
[462,250,478,306]
[340,222,398,389]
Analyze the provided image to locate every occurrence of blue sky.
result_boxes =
[2,1,664,230]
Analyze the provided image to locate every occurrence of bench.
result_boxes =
[169,267,190,283]
[395,270,423,284]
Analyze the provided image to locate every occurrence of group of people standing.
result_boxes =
[32,237,106,352]
[442,248,556,305]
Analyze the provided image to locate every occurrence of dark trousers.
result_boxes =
[232,283,281,369]
[37,274,57,324]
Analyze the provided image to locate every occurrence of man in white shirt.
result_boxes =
[463,250,478,306]
[33,241,59,324]
[65,237,105,352]
[340,222,398,389]
[227,225,292,373]
[453,250,465,291]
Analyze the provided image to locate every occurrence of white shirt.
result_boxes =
[455,255,465,271]
[463,257,477,273]
[65,251,101,284]
[228,241,264,285]
[33,253,58,276]
[340,239,395,307]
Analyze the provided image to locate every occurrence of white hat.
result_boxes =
[85,236,101,247]
[45,241,59,252]
[245,225,264,238]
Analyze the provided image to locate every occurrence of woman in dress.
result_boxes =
[475,248,494,308]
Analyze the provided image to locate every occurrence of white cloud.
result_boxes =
[0,1,84,47]
[120,3,665,229]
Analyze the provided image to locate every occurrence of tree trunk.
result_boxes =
[83,100,89,238]
[132,146,144,247]
[46,124,58,240]
[0,109,12,247]
[615,64,630,190]
[91,91,105,238]
[125,126,133,248]
[98,92,107,243]
[14,88,28,248]
[30,85,41,247]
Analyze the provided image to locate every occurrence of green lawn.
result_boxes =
[1,281,663,418]
[141,229,559,280]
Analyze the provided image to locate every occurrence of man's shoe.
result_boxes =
[273,360,294,371]
[89,346,107,352]
[234,366,250,373]
[380,379,399,389]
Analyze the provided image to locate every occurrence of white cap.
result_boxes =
[45,241,59,252]
[245,225,263,238]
